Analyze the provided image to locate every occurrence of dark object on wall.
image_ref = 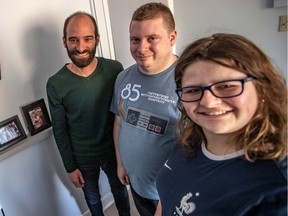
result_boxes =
[0,203,5,216]
[20,98,52,136]
[0,115,27,152]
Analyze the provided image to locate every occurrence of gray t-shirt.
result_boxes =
[110,63,180,199]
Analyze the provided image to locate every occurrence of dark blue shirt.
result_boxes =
[156,144,287,216]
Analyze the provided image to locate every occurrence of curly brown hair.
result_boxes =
[175,33,287,161]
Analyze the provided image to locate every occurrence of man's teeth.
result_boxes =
[77,53,87,56]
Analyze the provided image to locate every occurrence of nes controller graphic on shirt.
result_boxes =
[125,106,169,135]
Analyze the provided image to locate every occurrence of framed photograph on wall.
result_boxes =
[20,98,52,136]
[0,115,27,152]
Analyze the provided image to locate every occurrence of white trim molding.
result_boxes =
[89,0,116,59]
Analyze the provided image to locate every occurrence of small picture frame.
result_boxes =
[20,98,52,136]
[0,115,27,152]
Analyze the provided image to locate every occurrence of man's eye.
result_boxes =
[148,37,157,42]
[84,38,93,42]
[130,38,139,44]
[69,39,78,43]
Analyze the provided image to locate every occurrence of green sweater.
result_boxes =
[46,57,123,173]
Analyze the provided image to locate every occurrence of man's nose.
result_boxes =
[76,40,87,52]
[138,40,149,52]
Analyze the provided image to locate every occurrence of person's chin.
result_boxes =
[137,59,150,67]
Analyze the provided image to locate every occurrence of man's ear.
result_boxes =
[95,35,100,46]
[170,30,177,46]
[62,36,67,48]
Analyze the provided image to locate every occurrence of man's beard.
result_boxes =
[66,46,97,68]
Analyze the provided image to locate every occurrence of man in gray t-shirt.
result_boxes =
[110,3,180,216]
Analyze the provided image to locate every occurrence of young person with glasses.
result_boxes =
[155,33,287,216]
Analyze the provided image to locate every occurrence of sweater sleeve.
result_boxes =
[46,78,77,173]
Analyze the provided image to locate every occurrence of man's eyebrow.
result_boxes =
[68,35,94,40]
[83,35,94,38]
[67,36,78,40]
[130,34,160,38]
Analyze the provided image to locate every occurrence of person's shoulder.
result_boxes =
[252,158,288,184]
[116,63,138,79]
[47,65,67,82]
[274,157,287,179]
[98,57,123,69]
[99,57,119,64]
[120,63,138,74]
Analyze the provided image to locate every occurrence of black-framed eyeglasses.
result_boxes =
[175,77,255,102]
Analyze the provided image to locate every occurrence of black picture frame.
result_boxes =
[20,98,52,136]
[0,115,27,152]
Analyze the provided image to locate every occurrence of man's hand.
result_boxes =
[117,163,129,185]
[114,116,129,185]
[68,169,85,188]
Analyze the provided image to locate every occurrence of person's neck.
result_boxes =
[204,132,238,156]
[140,54,178,75]
[67,57,98,77]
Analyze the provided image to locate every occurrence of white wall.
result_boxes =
[173,0,287,77]
[0,132,88,216]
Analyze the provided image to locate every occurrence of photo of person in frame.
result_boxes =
[28,106,46,129]
[0,122,20,145]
